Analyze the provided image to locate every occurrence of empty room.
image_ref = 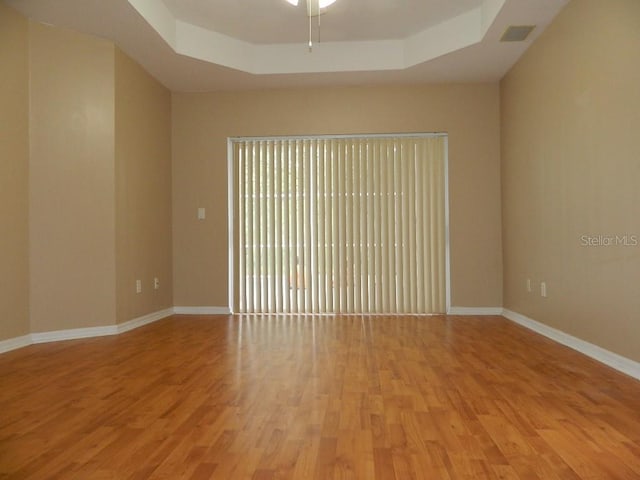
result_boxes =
[1,0,639,478]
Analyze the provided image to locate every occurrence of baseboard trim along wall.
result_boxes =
[502,309,640,382]
[117,308,175,334]
[173,306,232,315]
[0,308,175,354]
[447,307,503,315]
[31,325,118,344]
[3,306,639,381]
[0,334,33,355]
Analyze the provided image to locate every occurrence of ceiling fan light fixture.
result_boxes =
[283,0,339,51]
[319,0,337,8]
[306,0,337,17]
[287,0,337,12]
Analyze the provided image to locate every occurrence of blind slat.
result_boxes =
[236,135,446,314]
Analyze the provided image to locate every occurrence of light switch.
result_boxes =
[197,207,206,220]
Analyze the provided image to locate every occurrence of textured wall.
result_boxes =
[29,22,117,332]
[0,4,29,341]
[501,0,640,361]
[172,84,503,310]
[115,49,173,324]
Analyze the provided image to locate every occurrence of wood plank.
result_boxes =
[0,314,639,479]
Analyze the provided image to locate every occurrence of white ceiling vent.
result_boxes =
[500,25,536,42]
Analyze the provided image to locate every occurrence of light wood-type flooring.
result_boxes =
[1,315,639,479]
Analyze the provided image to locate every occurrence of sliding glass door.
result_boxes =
[230,134,448,314]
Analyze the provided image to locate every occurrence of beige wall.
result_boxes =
[0,9,174,340]
[501,0,640,361]
[172,85,503,309]
[29,22,117,332]
[115,49,173,324]
[0,4,30,340]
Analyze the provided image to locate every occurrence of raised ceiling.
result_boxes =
[161,0,485,44]
[4,0,568,92]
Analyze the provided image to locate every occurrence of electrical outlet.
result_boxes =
[154,277,160,290]
[540,281,547,298]
[136,279,142,294]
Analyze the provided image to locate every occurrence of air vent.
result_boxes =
[500,25,536,42]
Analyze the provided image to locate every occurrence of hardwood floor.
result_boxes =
[1,315,639,479]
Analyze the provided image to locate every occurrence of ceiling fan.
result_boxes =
[285,0,339,50]
[285,0,338,17]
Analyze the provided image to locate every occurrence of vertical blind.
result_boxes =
[233,135,447,314]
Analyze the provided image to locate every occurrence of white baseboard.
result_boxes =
[1,306,230,354]
[0,334,33,354]
[2,308,174,353]
[117,308,174,334]
[31,325,118,344]
[173,306,231,315]
[6,306,638,382]
[448,307,503,315]
[502,309,640,381]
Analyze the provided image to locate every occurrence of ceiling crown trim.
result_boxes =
[127,0,507,75]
